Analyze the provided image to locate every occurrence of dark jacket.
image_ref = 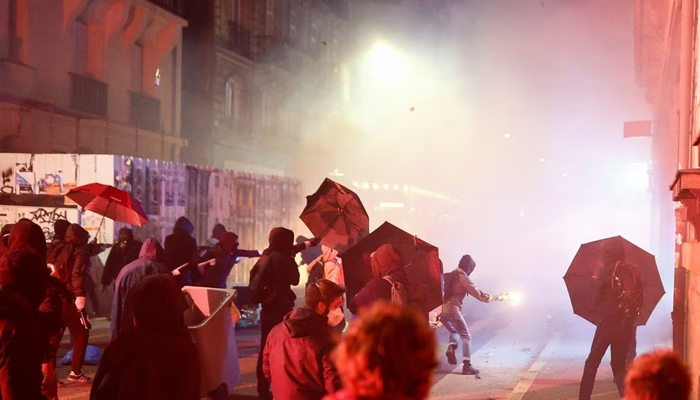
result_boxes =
[102,238,142,286]
[110,239,170,340]
[164,218,198,286]
[348,268,409,315]
[48,224,90,298]
[196,246,260,289]
[0,287,46,400]
[262,228,300,311]
[263,308,340,400]
[594,261,643,324]
[90,331,200,400]
[442,255,493,315]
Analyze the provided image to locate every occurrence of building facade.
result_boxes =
[634,0,700,396]
[0,0,188,161]
[181,0,351,175]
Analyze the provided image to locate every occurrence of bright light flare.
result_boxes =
[501,292,522,306]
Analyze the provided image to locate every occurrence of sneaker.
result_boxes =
[462,363,480,375]
[445,344,458,365]
[68,371,91,383]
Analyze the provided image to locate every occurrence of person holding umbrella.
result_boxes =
[442,255,507,375]
[348,244,409,315]
[578,238,644,400]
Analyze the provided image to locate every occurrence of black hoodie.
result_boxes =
[49,224,90,297]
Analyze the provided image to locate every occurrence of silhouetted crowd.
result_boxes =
[0,218,694,400]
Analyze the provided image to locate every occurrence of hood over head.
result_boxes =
[132,274,186,333]
[0,249,49,309]
[65,224,89,246]
[211,223,226,240]
[118,227,134,241]
[601,237,626,265]
[9,219,47,262]
[268,227,294,253]
[458,255,476,276]
[53,219,70,242]
[370,244,403,278]
[220,231,239,253]
[173,216,194,237]
[283,307,330,338]
[139,238,164,261]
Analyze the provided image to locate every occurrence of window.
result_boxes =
[265,0,274,36]
[131,44,144,92]
[73,21,88,74]
[225,79,236,117]
[261,91,269,126]
[289,10,296,41]
[231,0,239,22]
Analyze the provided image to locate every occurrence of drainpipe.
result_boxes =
[679,0,695,171]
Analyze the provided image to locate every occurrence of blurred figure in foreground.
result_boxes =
[110,238,169,340]
[623,349,690,400]
[263,279,345,400]
[91,274,200,400]
[324,301,437,400]
[0,221,49,400]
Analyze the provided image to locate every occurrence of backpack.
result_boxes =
[443,270,459,299]
[248,254,278,304]
[609,261,643,318]
[306,256,324,288]
[382,275,408,306]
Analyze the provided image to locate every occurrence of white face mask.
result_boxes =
[327,307,344,327]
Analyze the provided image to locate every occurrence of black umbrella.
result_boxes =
[300,178,369,252]
[563,236,664,326]
[340,221,443,312]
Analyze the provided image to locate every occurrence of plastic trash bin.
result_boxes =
[182,286,240,397]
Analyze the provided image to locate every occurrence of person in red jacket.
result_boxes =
[263,279,345,400]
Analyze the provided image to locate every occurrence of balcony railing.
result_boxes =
[70,74,108,116]
[253,36,291,71]
[147,0,184,16]
[129,91,161,132]
[227,21,252,59]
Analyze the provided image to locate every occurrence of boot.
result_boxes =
[462,361,479,375]
[445,343,458,365]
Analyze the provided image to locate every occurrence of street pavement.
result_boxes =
[57,301,672,400]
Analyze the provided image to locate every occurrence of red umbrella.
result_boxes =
[66,183,149,227]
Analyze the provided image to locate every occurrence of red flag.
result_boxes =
[624,121,652,138]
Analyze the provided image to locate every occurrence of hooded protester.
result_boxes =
[164,216,198,286]
[47,223,91,383]
[579,238,643,400]
[47,219,70,254]
[441,255,506,375]
[195,231,260,289]
[110,238,170,340]
[101,228,142,289]
[348,244,408,315]
[91,274,200,400]
[254,227,301,400]
[263,279,345,400]
[0,219,50,400]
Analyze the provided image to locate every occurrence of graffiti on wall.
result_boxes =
[0,205,79,242]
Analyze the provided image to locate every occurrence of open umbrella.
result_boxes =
[340,221,443,312]
[563,235,664,326]
[300,178,369,252]
[66,183,149,227]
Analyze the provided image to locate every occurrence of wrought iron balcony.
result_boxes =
[70,74,108,117]
[227,21,252,58]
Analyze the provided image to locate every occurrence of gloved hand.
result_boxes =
[308,237,321,247]
[495,293,509,302]
[75,296,86,312]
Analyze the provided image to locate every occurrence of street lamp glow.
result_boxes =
[504,133,512,139]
